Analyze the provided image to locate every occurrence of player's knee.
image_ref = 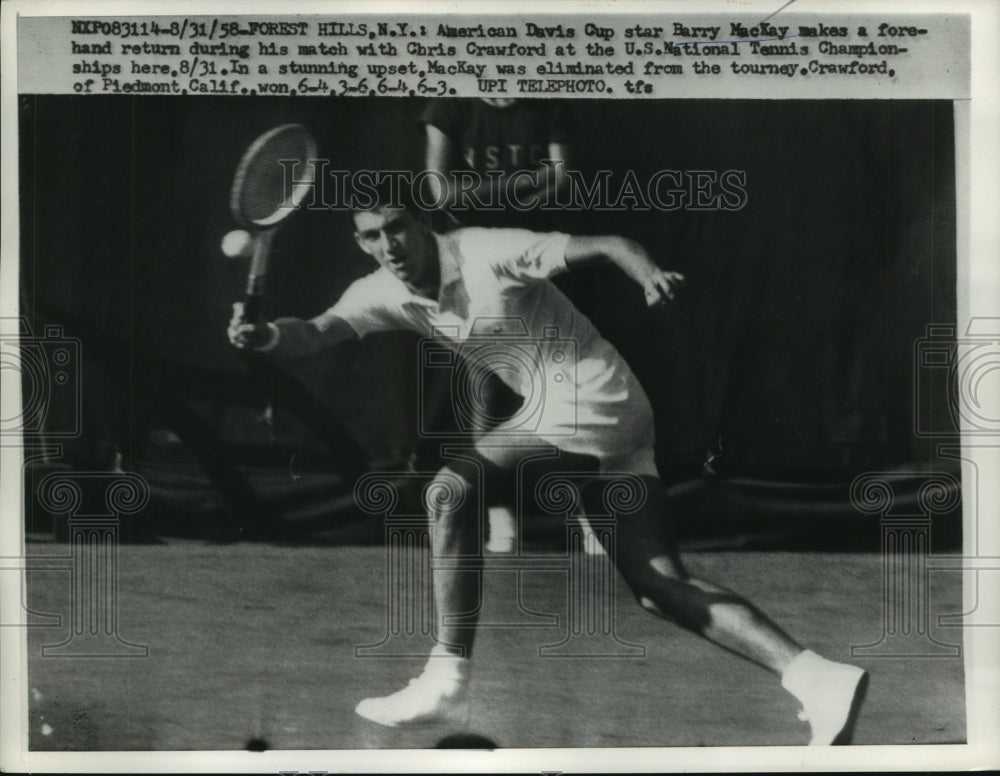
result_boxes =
[622,569,665,612]
[629,583,691,627]
[631,584,703,630]
[636,594,665,617]
[627,571,713,632]
[646,553,686,581]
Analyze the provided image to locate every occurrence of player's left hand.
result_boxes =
[643,270,685,307]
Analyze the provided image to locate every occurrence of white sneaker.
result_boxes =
[781,650,869,745]
[355,651,470,728]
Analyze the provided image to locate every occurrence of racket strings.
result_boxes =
[234,128,315,225]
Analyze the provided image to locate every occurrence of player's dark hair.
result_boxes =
[347,172,418,218]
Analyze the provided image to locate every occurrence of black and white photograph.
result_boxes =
[1,1,997,772]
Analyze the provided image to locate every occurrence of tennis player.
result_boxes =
[227,185,868,745]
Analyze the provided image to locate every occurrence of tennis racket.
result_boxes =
[230,123,317,323]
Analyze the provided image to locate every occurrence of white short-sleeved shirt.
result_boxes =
[314,228,656,471]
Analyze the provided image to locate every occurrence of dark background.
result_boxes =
[17,96,959,545]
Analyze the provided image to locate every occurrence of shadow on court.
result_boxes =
[25,543,965,750]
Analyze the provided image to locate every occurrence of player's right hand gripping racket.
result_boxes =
[230,123,317,323]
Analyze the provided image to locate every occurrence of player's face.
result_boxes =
[354,206,434,289]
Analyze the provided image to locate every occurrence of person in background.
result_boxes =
[420,98,576,549]
[421,97,573,231]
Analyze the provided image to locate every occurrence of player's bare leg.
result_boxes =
[427,463,485,656]
[608,476,868,745]
[354,464,480,727]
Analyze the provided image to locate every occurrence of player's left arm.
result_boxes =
[564,235,685,307]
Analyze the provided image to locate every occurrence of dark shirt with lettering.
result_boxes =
[421,98,572,228]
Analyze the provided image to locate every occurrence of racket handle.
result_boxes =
[243,229,273,325]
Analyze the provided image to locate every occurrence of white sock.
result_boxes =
[780,649,825,699]
[424,644,471,683]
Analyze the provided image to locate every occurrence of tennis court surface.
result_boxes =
[25,542,964,750]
